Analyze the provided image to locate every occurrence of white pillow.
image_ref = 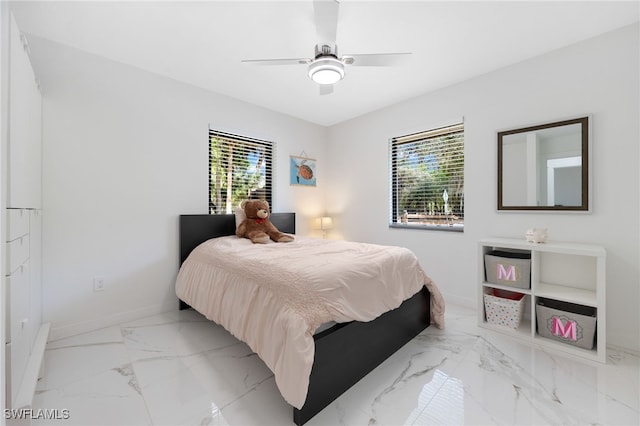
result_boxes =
[234,207,246,230]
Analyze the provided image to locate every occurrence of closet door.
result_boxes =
[8,12,42,209]
[5,209,31,407]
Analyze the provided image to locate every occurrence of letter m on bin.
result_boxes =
[496,263,517,281]
[551,316,577,341]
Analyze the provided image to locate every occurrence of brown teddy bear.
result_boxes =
[236,200,294,244]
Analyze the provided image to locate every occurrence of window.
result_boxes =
[390,123,464,231]
[209,130,273,214]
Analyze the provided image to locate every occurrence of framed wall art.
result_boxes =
[290,154,316,187]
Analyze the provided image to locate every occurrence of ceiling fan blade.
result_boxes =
[314,0,339,46]
[319,84,334,95]
[343,53,412,67]
[241,58,311,66]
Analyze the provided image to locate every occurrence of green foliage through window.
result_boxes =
[390,123,464,231]
[209,130,273,214]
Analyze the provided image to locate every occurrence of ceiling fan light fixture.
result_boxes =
[308,58,345,85]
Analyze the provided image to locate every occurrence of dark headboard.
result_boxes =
[179,213,296,264]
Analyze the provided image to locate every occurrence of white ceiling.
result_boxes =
[10,0,640,127]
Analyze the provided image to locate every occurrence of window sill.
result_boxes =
[389,223,464,232]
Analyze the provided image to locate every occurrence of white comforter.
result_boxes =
[175,236,444,409]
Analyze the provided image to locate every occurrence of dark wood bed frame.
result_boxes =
[178,213,431,425]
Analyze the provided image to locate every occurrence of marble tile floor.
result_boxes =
[32,304,639,426]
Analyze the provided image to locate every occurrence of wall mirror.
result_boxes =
[498,117,589,211]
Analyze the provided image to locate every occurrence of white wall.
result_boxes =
[28,36,328,340]
[326,24,640,352]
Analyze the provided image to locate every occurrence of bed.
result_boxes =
[176,213,444,425]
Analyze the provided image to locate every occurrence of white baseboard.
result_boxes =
[48,302,177,341]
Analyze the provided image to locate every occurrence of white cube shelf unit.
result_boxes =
[478,238,606,363]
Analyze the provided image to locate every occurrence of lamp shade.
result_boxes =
[320,216,333,230]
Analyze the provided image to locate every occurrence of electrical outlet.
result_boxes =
[93,276,105,292]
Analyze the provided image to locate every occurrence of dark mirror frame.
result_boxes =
[497,116,589,211]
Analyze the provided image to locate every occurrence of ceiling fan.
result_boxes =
[241,0,411,95]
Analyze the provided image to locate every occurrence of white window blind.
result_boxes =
[390,123,464,231]
[209,130,274,214]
